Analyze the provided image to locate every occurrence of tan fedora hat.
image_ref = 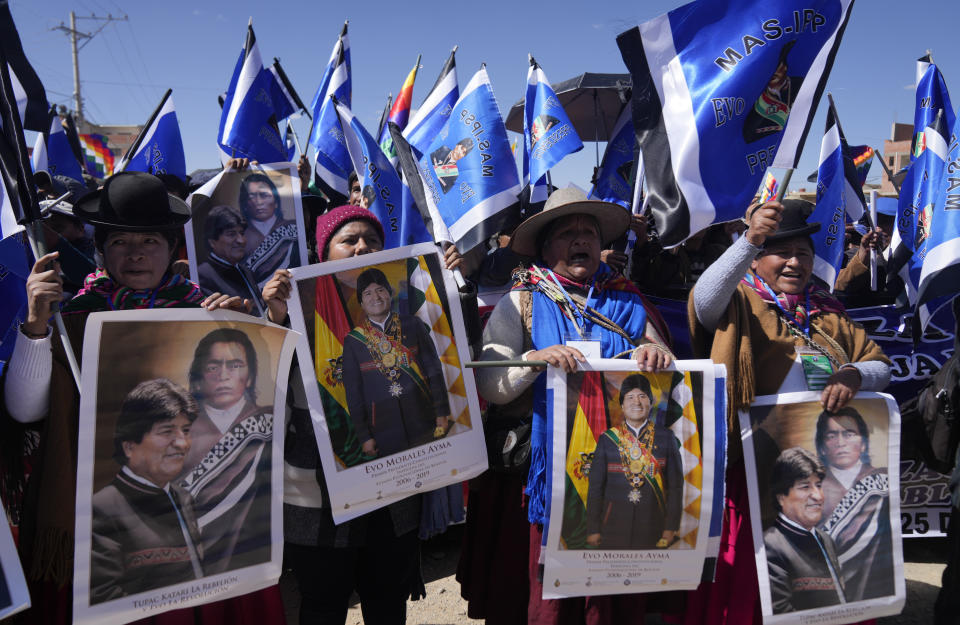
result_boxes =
[510,187,631,257]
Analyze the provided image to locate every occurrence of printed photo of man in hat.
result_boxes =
[584,373,683,550]
[341,267,453,459]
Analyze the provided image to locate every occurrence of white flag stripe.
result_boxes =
[640,13,715,244]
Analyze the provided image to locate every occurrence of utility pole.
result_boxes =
[51,10,128,127]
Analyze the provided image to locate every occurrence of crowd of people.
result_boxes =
[0,155,954,625]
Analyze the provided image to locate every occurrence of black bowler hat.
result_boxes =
[764,199,821,244]
[74,171,191,231]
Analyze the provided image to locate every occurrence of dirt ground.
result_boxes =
[279,527,946,625]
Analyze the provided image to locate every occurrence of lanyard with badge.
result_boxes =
[545,269,603,359]
[756,275,836,391]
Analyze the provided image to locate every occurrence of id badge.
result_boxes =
[564,330,601,360]
[796,347,834,391]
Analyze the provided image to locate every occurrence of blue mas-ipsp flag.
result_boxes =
[912,63,954,162]
[811,99,865,289]
[218,24,288,164]
[916,108,960,331]
[617,0,856,247]
[889,110,949,309]
[309,24,352,200]
[418,67,520,253]
[404,47,458,157]
[334,99,430,249]
[122,91,186,181]
[523,62,582,187]
[589,104,635,207]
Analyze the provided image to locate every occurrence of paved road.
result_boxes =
[280,529,946,624]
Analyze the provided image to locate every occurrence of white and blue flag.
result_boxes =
[911,59,953,162]
[267,59,306,123]
[284,121,297,161]
[333,98,430,249]
[34,109,83,183]
[404,47,458,157]
[889,109,949,309]
[417,67,520,253]
[617,0,856,247]
[118,89,186,181]
[589,104,635,208]
[915,109,960,331]
[523,59,582,198]
[218,22,287,164]
[308,22,352,202]
[810,99,865,289]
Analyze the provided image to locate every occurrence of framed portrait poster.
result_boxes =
[741,391,906,624]
[185,163,308,311]
[73,310,297,624]
[542,359,721,598]
[288,243,486,523]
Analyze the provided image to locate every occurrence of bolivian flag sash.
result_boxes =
[603,426,666,511]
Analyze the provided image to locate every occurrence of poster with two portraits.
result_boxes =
[73,310,297,624]
[741,391,905,624]
[184,162,308,311]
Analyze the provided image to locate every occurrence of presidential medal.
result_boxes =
[378,339,392,354]
[381,352,397,368]
[629,459,644,474]
[628,490,642,504]
[389,381,403,397]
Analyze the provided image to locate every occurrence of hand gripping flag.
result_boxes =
[911,61,954,161]
[0,1,48,132]
[617,0,856,247]
[333,98,430,248]
[915,111,960,332]
[117,89,187,181]
[523,58,583,193]
[589,103,635,207]
[404,47,458,157]
[888,110,949,309]
[218,21,288,164]
[308,22,352,202]
[810,98,865,289]
[417,67,521,254]
[378,57,420,165]
[34,108,84,183]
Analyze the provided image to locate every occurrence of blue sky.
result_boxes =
[11,0,960,193]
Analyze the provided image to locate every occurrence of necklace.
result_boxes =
[361,314,409,397]
[615,421,657,504]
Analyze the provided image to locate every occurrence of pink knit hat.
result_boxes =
[315,205,384,260]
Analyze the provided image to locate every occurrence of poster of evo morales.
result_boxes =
[740,391,905,625]
[185,163,308,308]
[542,359,720,598]
[287,243,486,523]
[72,310,297,625]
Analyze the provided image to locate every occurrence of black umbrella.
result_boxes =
[505,72,630,138]
[505,72,631,167]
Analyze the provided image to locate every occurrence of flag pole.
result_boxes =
[869,189,878,291]
[773,168,793,202]
[871,148,901,194]
[466,360,548,368]
[0,52,81,390]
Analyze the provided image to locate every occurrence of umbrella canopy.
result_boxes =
[505,72,631,142]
